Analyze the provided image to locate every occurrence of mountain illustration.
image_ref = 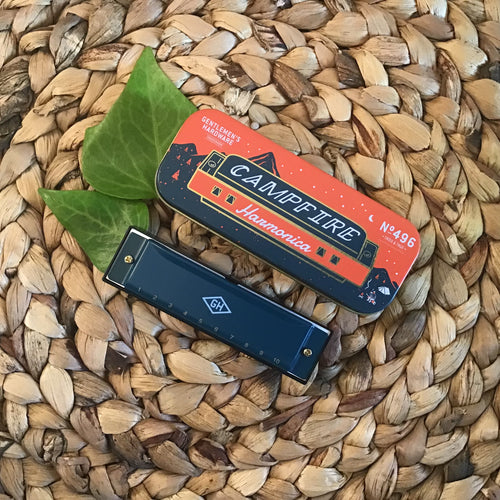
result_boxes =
[249,152,280,177]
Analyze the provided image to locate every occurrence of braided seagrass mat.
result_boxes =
[1,0,500,498]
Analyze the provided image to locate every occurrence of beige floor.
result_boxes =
[0,0,499,498]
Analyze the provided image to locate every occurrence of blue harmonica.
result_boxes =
[103,228,330,383]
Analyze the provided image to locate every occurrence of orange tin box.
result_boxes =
[156,110,420,314]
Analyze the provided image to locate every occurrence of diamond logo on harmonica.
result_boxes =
[202,296,232,314]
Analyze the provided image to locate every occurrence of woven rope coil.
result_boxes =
[0,0,499,498]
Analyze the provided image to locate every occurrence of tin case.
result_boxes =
[156,110,420,314]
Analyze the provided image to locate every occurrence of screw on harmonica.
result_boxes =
[124,255,134,264]
[303,348,312,357]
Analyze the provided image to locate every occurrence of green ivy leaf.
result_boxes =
[39,189,149,271]
[81,47,196,199]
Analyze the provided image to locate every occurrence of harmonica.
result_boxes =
[103,227,330,383]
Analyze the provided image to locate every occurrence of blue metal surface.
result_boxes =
[104,228,330,383]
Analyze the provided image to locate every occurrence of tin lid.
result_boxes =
[156,110,420,314]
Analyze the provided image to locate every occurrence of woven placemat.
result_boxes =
[1,0,500,498]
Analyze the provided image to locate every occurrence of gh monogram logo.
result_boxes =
[202,296,232,314]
